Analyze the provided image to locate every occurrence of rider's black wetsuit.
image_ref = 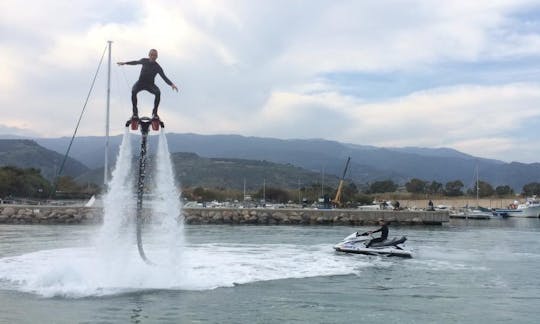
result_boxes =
[125,58,174,116]
[365,224,388,248]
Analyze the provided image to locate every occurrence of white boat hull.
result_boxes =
[494,206,540,218]
[494,197,540,218]
[334,243,412,258]
[333,232,412,258]
[450,208,494,219]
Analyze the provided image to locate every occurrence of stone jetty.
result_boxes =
[0,205,448,225]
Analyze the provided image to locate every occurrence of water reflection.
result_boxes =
[130,296,147,324]
[449,217,540,229]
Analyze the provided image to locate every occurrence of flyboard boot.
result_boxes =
[125,113,139,130]
[151,112,165,131]
[126,113,164,131]
[151,113,160,131]
[131,114,139,130]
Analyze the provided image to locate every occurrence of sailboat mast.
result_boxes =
[476,163,479,206]
[263,178,266,205]
[104,40,112,186]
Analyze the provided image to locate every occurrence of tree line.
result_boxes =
[400,178,540,197]
[186,178,540,205]
[3,166,539,205]
[0,166,99,200]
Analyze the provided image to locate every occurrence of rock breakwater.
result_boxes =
[0,206,101,224]
[183,208,448,225]
[0,206,448,225]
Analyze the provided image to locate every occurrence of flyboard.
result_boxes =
[125,115,165,265]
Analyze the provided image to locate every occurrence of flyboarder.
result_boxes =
[117,49,178,121]
[118,49,176,264]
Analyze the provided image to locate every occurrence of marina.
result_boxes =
[2,2,540,323]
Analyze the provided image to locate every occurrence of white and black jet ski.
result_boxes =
[333,232,412,258]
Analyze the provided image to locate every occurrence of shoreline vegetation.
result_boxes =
[1,166,538,214]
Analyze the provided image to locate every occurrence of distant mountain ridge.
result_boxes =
[385,146,502,163]
[2,133,539,191]
[0,139,89,180]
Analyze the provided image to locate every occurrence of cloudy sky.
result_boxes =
[1,0,540,163]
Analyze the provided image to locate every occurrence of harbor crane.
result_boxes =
[332,156,351,207]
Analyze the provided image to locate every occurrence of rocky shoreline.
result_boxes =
[0,205,449,225]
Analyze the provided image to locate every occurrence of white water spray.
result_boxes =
[98,128,135,263]
[148,130,185,264]
[102,126,184,260]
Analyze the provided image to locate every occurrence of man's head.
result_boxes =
[378,218,386,225]
[148,49,158,62]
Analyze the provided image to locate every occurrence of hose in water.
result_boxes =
[135,118,153,265]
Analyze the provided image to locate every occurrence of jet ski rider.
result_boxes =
[365,219,388,248]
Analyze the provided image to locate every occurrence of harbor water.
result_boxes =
[1,129,538,323]
[1,219,539,323]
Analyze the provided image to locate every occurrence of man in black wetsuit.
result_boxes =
[365,219,388,248]
[117,49,178,119]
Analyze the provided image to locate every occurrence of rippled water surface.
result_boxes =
[1,219,539,323]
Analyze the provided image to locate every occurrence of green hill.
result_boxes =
[171,152,340,190]
[0,139,89,181]
[76,152,341,190]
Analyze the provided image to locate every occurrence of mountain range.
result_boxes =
[0,139,88,180]
[2,134,539,191]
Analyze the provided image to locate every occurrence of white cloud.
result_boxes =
[1,0,540,162]
[0,124,39,138]
[234,82,540,162]
[345,83,540,161]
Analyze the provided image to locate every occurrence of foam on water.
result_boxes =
[0,243,370,298]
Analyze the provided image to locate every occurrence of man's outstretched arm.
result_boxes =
[158,68,179,92]
[117,59,143,66]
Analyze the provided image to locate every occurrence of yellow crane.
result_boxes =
[332,156,351,207]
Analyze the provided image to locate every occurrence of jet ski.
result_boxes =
[333,232,412,258]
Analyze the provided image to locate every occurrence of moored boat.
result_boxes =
[493,196,540,218]
[450,206,494,219]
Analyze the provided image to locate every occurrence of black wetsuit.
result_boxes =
[125,58,174,116]
[366,224,388,248]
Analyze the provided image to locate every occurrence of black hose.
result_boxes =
[135,118,154,265]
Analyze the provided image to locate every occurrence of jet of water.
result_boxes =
[98,128,136,263]
[98,127,184,268]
